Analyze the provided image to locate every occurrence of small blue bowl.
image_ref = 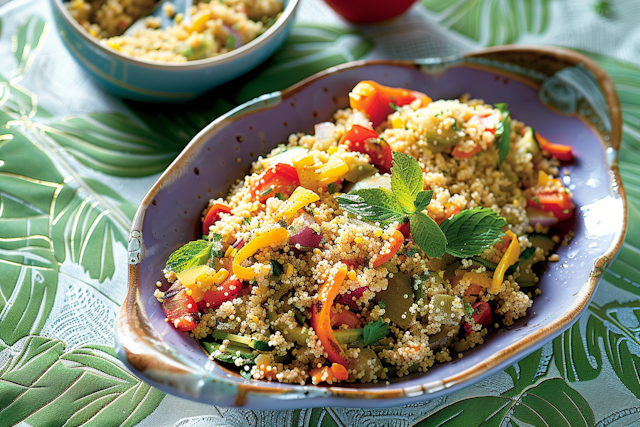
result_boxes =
[49,0,298,102]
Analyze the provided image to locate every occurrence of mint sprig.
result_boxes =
[495,103,511,166]
[440,207,507,258]
[166,239,212,273]
[391,151,424,212]
[337,152,509,260]
[411,212,447,258]
[337,188,407,223]
[363,318,389,345]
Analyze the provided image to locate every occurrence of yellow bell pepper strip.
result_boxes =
[233,227,289,281]
[292,152,315,168]
[490,230,520,294]
[317,156,349,186]
[273,186,320,221]
[310,264,349,367]
[178,266,229,302]
[189,9,212,33]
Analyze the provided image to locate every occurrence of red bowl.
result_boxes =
[323,0,418,24]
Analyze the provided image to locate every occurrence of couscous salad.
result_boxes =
[155,80,575,385]
[66,0,282,62]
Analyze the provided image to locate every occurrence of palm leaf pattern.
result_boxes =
[421,0,550,46]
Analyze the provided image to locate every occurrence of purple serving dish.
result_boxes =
[116,45,627,409]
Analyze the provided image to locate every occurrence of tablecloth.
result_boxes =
[1,0,640,425]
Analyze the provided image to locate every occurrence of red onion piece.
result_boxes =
[336,286,367,310]
[290,226,322,251]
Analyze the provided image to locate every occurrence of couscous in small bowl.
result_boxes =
[49,0,298,102]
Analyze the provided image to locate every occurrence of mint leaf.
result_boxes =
[166,240,213,273]
[337,188,406,224]
[495,103,511,166]
[414,190,433,212]
[410,211,447,258]
[327,182,337,194]
[440,207,507,258]
[391,151,423,213]
[363,319,389,345]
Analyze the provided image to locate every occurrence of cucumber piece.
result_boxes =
[259,146,308,169]
[518,281,537,288]
[267,308,309,346]
[431,294,461,325]
[384,362,420,378]
[201,340,256,366]
[348,348,383,380]
[374,272,415,330]
[343,162,378,183]
[530,234,555,255]
[428,325,455,351]
[524,127,541,155]
[519,247,536,262]
[333,328,363,344]
[352,174,392,192]
[211,331,271,351]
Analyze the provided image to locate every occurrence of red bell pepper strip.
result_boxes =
[371,229,404,268]
[339,125,393,174]
[349,80,431,126]
[254,164,300,203]
[527,185,573,222]
[534,132,573,161]
[464,301,493,335]
[163,282,200,332]
[202,203,231,235]
[311,264,349,367]
[397,220,411,239]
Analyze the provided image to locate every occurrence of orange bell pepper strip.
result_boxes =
[371,229,404,268]
[534,132,573,161]
[309,363,349,385]
[310,264,349,367]
[349,80,431,126]
[233,227,289,281]
[490,230,520,294]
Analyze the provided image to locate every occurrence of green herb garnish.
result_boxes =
[389,102,398,112]
[240,369,252,381]
[337,152,507,259]
[227,35,236,49]
[243,217,251,226]
[464,302,474,317]
[270,260,284,278]
[439,207,507,258]
[275,192,285,201]
[260,187,273,197]
[327,182,337,194]
[494,103,511,166]
[363,319,389,345]
[166,238,217,273]
[378,301,386,309]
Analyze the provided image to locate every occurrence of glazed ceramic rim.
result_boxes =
[50,0,299,69]
[118,45,627,404]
